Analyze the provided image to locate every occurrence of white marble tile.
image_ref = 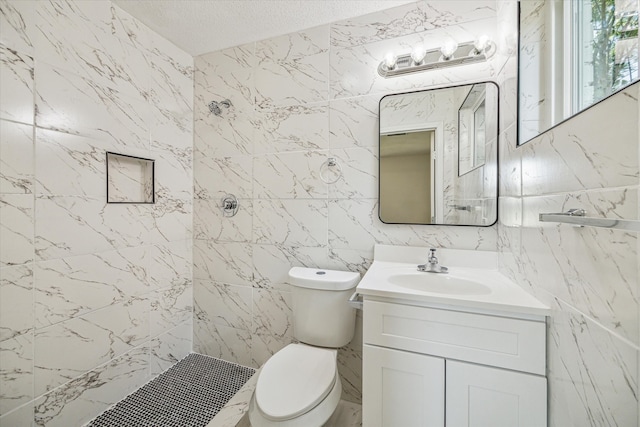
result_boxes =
[33,345,149,427]
[0,45,33,125]
[0,121,32,195]
[194,155,252,200]
[194,198,252,243]
[0,194,33,267]
[547,298,638,427]
[254,103,329,154]
[520,189,639,344]
[0,401,32,427]
[0,0,36,54]
[194,107,254,159]
[255,25,329,109]
[193,321,251,367]
[108,2,153,51]
[34,296,149,396]
[144,26,193,153]
[494,0,518,75]
[328,198,497,251]
[329,95,379,149]
[252,244,329,291]
[150,102,193,154]
[195,43,255,112]
[253,151,328,199]
[252,289,293,340]
[330,1,426,48]
[35,62,150,151]
[34,246,150,328]
[327,248,374,278]
[253,199,328,247]
[496,196,522,284]
[193,240,253,285]
[521,83,639,195]
[33,0,150,101]
[498,125,521,197]
[144,29,193,115]
[330,1,497,48]
[149,240,192,290]
[338,342,363,405]
[194,45,254,159]
[250,334,291,369]
[497,54,518,133]
[150,320,192,376]
[194,280,252,331]
[153,146,193,202]
[324,400,362,427]
[328,147,378,199]
[34,128,111,197]
[150,198,192,244]
[0,264,33,341]
[0,331,33,415]
[330,18,500,100]
[35,196,152,261]
[150,281,192,338]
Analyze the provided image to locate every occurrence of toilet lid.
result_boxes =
[255,344,337,421]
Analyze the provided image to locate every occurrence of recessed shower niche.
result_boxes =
[106,152,155,204]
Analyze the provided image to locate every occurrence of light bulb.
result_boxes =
[383,51,397,69]
[474,35,490,54]
[440,40,458,60]
[411,44,427,64]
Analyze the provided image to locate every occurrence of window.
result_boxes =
[570,0,639,112]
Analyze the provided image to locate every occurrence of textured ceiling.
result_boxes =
[113,0,416,56]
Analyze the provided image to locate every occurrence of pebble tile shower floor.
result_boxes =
[88,353,255,427]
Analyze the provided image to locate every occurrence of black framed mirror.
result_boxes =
[379,82,499,226]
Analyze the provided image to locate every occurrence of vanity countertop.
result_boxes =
[356,245,550,318]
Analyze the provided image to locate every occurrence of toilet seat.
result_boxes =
[249,344,342,427]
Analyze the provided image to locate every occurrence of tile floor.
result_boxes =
[87,353,255,427]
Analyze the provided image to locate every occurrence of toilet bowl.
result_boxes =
[248,344,342,427]
[248,267,360,427]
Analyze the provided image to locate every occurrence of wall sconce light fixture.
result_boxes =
[377,36,495,78]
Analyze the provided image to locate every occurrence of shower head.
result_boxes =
[208,99,232,116]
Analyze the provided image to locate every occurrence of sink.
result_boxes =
[387,273,492,295]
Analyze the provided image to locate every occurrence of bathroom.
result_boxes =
[0,0,638,426]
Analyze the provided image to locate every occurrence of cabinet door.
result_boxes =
[363,344,445,427]
[446,360,547,427]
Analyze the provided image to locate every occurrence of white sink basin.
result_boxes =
[355,245,550,316]
[387,273,492,295]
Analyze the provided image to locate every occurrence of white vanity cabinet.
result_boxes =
[362,299,547,427]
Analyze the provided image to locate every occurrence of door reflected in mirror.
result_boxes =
[379,82,498,226]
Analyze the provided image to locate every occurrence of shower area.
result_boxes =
[0,1,201,425]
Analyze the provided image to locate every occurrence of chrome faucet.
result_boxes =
[417,248,449,273]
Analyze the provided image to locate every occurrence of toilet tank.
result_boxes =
[288,267,360,348]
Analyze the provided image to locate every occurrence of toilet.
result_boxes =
[248,267,360,427]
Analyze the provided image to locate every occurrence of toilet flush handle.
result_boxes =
[348,292,363,310]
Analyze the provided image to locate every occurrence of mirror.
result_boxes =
[518,0,639,145]
[379,82,498,226]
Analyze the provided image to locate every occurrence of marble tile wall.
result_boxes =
[193,0,508,404]
[0,1,193,425]
[497,1,640,425]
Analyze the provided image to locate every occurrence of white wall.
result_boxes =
[499,1,640,423]
[193,0,507,404]
[0,1,194,425]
